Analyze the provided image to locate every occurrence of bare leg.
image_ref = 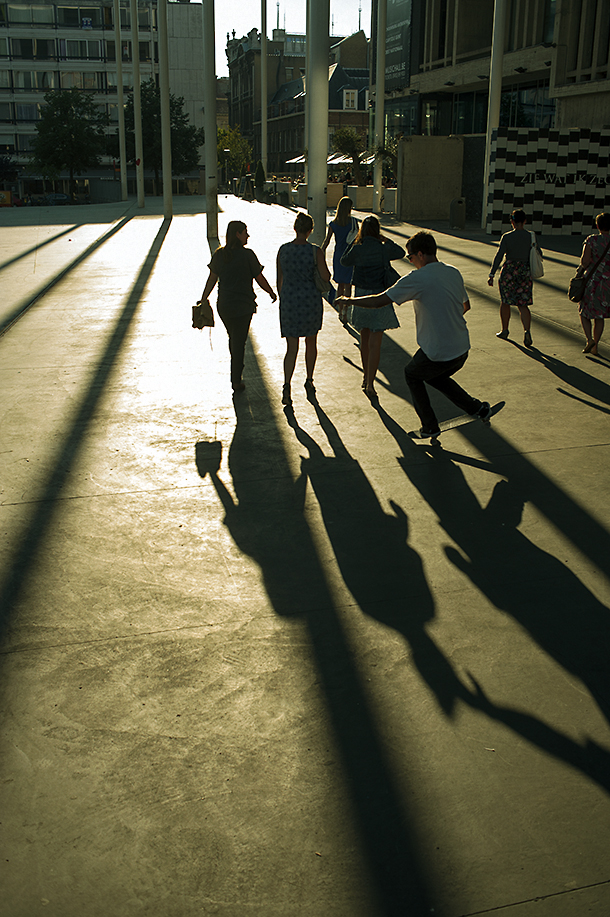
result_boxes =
[304,334,318,380]
[518,305,532,332]
[283,337,299,385]
[360,327,371,388]
[365,330,384,393]
[580,314,594,352]
[499,302,511,332]
[591,318,604,354]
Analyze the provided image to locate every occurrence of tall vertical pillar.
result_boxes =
[157,0,172,218]
[113,0,128,201]
[373,0,386,213]
[202,0,218,245]
[482,0,506,228]
[261,0,268,176]
[129,0,144,207]
[306,0,330,244]
[304,0,310,184]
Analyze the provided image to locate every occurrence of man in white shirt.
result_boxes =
[336,231,490,437]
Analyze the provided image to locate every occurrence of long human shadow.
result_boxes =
[373,404,610,792]
[0,218,171,634]
[514,343,610,406]
[285,398,472,716]
[0,213,134,337]
[373,330,610,579]
[195,361,433,917]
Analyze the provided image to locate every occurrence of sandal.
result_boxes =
[583,340,595,353]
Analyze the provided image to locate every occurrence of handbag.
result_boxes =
[346,216,358,245]
[567,237,610,303]
[192,299,215,329]
[529,231,544,279]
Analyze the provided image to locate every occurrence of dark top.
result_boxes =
[340,237,405,291]
[209,246,264,318]
[489,228,542,276]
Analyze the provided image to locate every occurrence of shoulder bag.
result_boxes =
[346,216,358,245]
[567,237,610,303]
[529,231,544,280]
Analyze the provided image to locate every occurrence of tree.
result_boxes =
[331,127,367,186]
[29,88,108,197]
[0,154,18,184]
[122,79,205,190]
[217,125,252,183]
[375,133,403,182]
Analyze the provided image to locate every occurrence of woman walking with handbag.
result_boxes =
[199,221,276,392]
[277,212,330,405]
[487,209,542,347]
[340,215,405,398]
[577,212,610,355]
[321,195,357,300]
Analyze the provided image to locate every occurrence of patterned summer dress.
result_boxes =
[278,241,324,337]
[579,233,610,320]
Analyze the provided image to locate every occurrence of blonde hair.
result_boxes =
[334,195,353,226]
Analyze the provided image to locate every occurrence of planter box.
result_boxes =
[326,183,344,208]
[356,185,374,210]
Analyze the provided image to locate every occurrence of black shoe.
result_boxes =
[412,426,441,439]
[496,329,509,339]
[476,401,491,422]
[523,330,533,347]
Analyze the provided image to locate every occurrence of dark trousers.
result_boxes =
[219,313,252,387]
[404,349,481,431]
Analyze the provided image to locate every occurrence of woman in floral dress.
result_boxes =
[487,209,542,348]
[578,212,610,355]
[277,212,330,405]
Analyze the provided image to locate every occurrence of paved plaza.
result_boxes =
[1,195,609,916]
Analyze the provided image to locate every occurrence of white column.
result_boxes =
[129,0,144,207]
[373,0,386,214]
[113,0,128,201]
[202,0,218,245]
[482,0,506,228]
[157,0,172,218]
[261,0,268,176]
[304,0,310,184]
[306,0,329,245]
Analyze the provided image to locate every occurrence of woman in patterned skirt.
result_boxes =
[277,212,330,405]
[488,209,542,348]
[578,212,610,355]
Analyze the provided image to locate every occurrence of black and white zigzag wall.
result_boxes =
[485,127,610,236]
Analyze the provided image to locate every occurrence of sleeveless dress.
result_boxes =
[278,241,324,337]
[579,233,610,320]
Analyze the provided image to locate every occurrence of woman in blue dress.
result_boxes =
[321,196,357,299]
[340,215,405,398]
[277,212,331,405]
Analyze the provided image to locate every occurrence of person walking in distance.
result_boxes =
[336,231,491,438]
[488,208,542,347]
[199,221,277,392]
[577,211,610,355]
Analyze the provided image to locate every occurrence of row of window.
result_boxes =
[0,36,157,60]
[0,68,138,90]
[0,98,121,121]
[0,4,155,31]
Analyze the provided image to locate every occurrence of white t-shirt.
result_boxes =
[386,261,470,362]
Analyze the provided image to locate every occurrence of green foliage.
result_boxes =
[29,89,108,189]
[217,125,252,179]
[254,160,266,189]
[122,78,205,182]
[331,127,367,186]
[0,154,18,182]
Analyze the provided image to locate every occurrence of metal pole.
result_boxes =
[373,0,386,213]
[202,0,218,246]
[129,0,144,207]
[261,0,268,177]
[306,0,329,244]
[113,0,128,201]
[157,0,172,218]
[482,0,506,229]
[303,0,310,185]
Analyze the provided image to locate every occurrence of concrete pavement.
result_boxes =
[1,194,609,917]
